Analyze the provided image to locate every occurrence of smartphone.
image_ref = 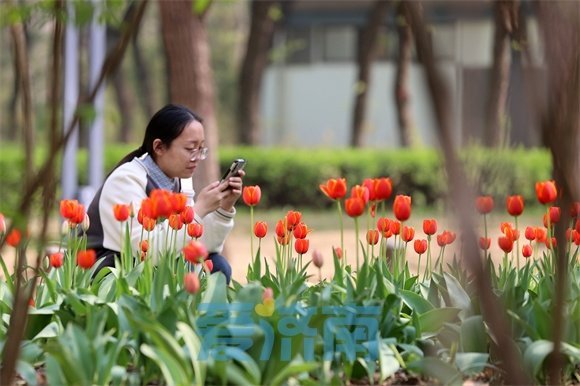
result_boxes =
[221,158,246,183]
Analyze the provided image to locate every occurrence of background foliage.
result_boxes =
[0,144,551,215]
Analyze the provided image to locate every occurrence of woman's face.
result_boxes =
[153,120,205,179]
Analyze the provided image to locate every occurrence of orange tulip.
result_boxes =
[187,223,203,238]
[319,178,347,200]
[140,240,149,253]
[49,252,64,268]
[254,221,268,238]
[401,226,415,242]
[377,217,391,233]
[476,196,494,214]
[277,234,290,245]
[389,220,401,235]
[113,204,131,222]
[180,206,195,224]
[294,238,309,254]
[142,217,156,232]
[77,249,96,269]
[333,246,343,259]
[293,223,310,239]
[275,219,287,238]
[170,193,187,214]
[6,229,22,247]
[422,219,437,236]
[363,179,378,202]
[506,195,524,217]
[242,185,262,207]
[345,197,365,218]
[534,227,547,243]
[149,189,172,219]
[535,180,557,205]
[366,229,380,245]
[545,237,557,249]
[183,272,200,294]
[350,185,370,204]
[393,195,411,222]
[414,239,427,254]
[524,226,535,241]
[285,210,302,230]
[183,240,208,264]
[168,214,183,230]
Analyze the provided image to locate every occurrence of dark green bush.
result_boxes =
[0,144,552,216]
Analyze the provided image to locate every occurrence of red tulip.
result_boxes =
[243,186,262,207]
[49,252,64,268]
[366,229,380,245]
[570,202,580,218]
[254,221,268,238]
[294,238,309,254]
[479,237,491,250]
[535,180,557,205]
[113,204,131,222]
[549,206,561,224]
[422,219,437,235]
[277,234,290,245]
[140,240,149,253]
[77,249,96,269]
[183,240,208,264]
[476,196,494,214]
[6,229,22,247]
[263,287,274,301]
[393,195,411,222]
[390,220,401,235]
[142,217,156,232]
[498,237,514,253]
[414,239,427,254]
[534,227,547,243]
[275,219,287,238]
[506,195,524,217]
[351,185,370,204]
[183,272,200,294]
[363,179,377,202]
[205,259,214,273]
[150,189,173,219]
[576,219,580,233]
[377,217,391,233]
[546,237,557,249]
[573,230,580,246]
[373,177,392,202]
[522,244,532,258]
[320,178,347,200]
[333,246,343,259]
[345,197,365,217]
[524,226,535,241]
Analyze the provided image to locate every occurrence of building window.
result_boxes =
[322,26,355,61]
[283,28,312,64]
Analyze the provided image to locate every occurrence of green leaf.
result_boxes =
[400,289,434,314]
[16,360,38,386]
[177,322,206,386]
[201,271,228,304]
[523,340,580,377]
[418,308,461,334]
[193,0,212,15]
[141,343,189,386]
[443,273,472,318]
[454,352,489,375]
[460,315,487,353]
[269,360,319,386]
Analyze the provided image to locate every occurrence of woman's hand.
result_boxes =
[193,180,229,218]
[220,169,245,211]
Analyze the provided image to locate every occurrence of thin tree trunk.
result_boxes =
[536,2,580,383]
[351,1,389,147]
[7,44,20,141]
[238,0,278,145]
[394,2,413,147]
[159,0,219,191]
[484,0,518,147]
[10,13,34,186]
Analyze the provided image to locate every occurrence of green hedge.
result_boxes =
[0,144,552,216]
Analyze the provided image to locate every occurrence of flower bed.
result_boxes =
[0,178,579,385]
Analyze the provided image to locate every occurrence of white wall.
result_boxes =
[261,61,459,148]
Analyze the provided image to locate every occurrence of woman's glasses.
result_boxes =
[189,147,208,161]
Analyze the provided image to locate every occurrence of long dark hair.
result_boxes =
[113,104,203,170]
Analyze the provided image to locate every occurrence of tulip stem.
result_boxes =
[337,200,344,268]
[250,207,254,261]
[354,217,360,271]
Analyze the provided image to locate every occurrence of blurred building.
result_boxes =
[261,0,544,148]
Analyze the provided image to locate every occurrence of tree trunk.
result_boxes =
[132,26,156,117]
[238,0,278,145]
[159,0,219,191]
[394,2,413,147]
[484,0,518,147]
[351,1,389,147]
[112,67,134,143]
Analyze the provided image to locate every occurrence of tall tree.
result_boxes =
[159,0,219,191]
[237,1,279,145]
[351,0,389,147]
[394,2,414,147]
[484,0,519,147]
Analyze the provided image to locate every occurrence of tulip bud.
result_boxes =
[312,249,324,268]
[183,272,200,294]
[81,214,90,232]
[522,244,533,258]
[263,287,274,301]
[61,220,70,237]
